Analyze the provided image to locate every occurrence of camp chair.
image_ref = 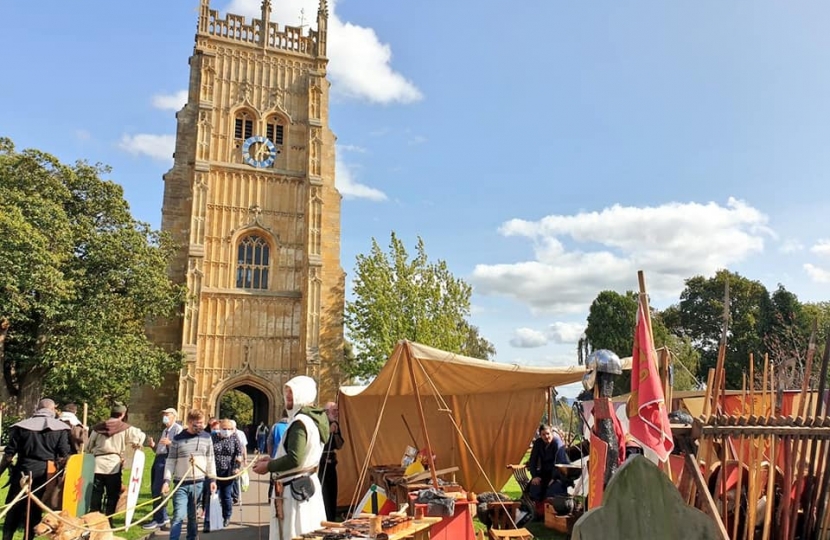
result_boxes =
[506,464,538,518]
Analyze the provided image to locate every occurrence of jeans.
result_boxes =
[169,481,204,540]
[150,455,169,524]
[90,472,122,525]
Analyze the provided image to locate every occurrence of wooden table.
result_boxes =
[296,517,442,540]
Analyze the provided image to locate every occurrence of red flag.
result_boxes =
[628,302,674,461]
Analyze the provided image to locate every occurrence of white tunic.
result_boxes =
[269,413,326,540]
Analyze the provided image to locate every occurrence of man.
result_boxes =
[142,407,183,531]
[58,403,88,454]
[527,424,570,503]
[162,409,217,540]
[256,421,270,454]
[253,376,329,540]
[87,403,146,525]
[318,401,344,521]
[266,411,289,458]
[0,398,70,540]
[266,410,289,500]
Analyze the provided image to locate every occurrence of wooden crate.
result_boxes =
[544,502,578,534]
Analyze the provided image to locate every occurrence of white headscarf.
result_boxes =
[284,376,317,418]
[59,411,82,427]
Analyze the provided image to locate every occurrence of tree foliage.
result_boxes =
[0,137,185,415]
[344,232,493,378]
[667,270,769,388]
[584,290,639,357]
[219,390,253,427]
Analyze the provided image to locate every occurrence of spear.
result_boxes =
[806,333,830,538]
[787,321,817,540]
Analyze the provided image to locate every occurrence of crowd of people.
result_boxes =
[0,378,347,540]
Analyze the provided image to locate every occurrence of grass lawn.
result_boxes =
[0,449,158,540]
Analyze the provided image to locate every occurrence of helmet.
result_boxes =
[588,349,622,375]
[582,349,622,391]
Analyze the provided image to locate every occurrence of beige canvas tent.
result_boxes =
[336,340,586,506]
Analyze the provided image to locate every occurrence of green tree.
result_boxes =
[219,390,253,426]
[669,270,768,389]
[345,232,487,378]
[0,138,185,415]
[584,290,639,357]
[459,322,497,360]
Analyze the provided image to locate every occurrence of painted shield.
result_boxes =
[62,453,95,517]
[124,449,146,530]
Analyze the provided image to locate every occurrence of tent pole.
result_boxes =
[405,343,440,489]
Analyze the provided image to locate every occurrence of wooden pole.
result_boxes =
[761,360,776,540]
[807,335,830,538]
[787,328,814,540]
[404,343,439,489]
[732,372,747,540]
[802,334,830,539]
[711,280,731,417]
[745,354,758,540]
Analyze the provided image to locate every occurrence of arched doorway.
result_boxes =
[216,384,272,452]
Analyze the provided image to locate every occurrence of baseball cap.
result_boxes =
[161,408,178,415]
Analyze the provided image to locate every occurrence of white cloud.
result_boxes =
[118,134,175,162]
[335,156,386,201]
[75,129,91,141]
[547,322,585,344]
[152,90,188,111]
[509,328,548,348]
[779,238,804,254]
[810,239,830,257]
[472,197,772,314]
[338,144,367,154]
[223,0,421,104]
[804,263,830,284]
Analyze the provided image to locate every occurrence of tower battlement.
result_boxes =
[198,1,325,57]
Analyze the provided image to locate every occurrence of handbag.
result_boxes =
[240,470,250,493]
[207,493,224,531]
[286,475,315,502]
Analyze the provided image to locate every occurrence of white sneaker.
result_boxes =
[142,522,159,530]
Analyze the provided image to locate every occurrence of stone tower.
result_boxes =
[136,0,344,427]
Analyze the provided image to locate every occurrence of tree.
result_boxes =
[345,232,487,379]
[669,270,769,389]
[0,138,185,415]
[584,290,639,357]
[219,390,253,427]
[459,322,496,360]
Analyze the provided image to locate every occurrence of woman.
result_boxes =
[205,418,243,530]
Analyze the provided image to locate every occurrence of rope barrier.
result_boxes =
[25,464,200,533]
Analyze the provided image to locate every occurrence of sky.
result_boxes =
[2,1,830,398]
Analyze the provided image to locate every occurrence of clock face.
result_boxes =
[242,136,278,168]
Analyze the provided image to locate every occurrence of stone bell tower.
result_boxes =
[137,0,344,426]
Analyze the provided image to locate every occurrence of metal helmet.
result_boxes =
[582,349,622,391]
[588,349,623,375]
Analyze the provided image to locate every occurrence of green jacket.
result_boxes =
[267,406,330,473]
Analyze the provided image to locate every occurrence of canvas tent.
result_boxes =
[336,340,586,507]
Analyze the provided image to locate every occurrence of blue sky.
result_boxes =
[3,1,830,397]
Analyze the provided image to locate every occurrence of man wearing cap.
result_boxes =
[87,403,146,524]
[143,407,183,530]
[1,398,70,540]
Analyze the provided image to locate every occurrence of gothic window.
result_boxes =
[235,234,270,289]
[234,110,255,148]
[266,115,286,146]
